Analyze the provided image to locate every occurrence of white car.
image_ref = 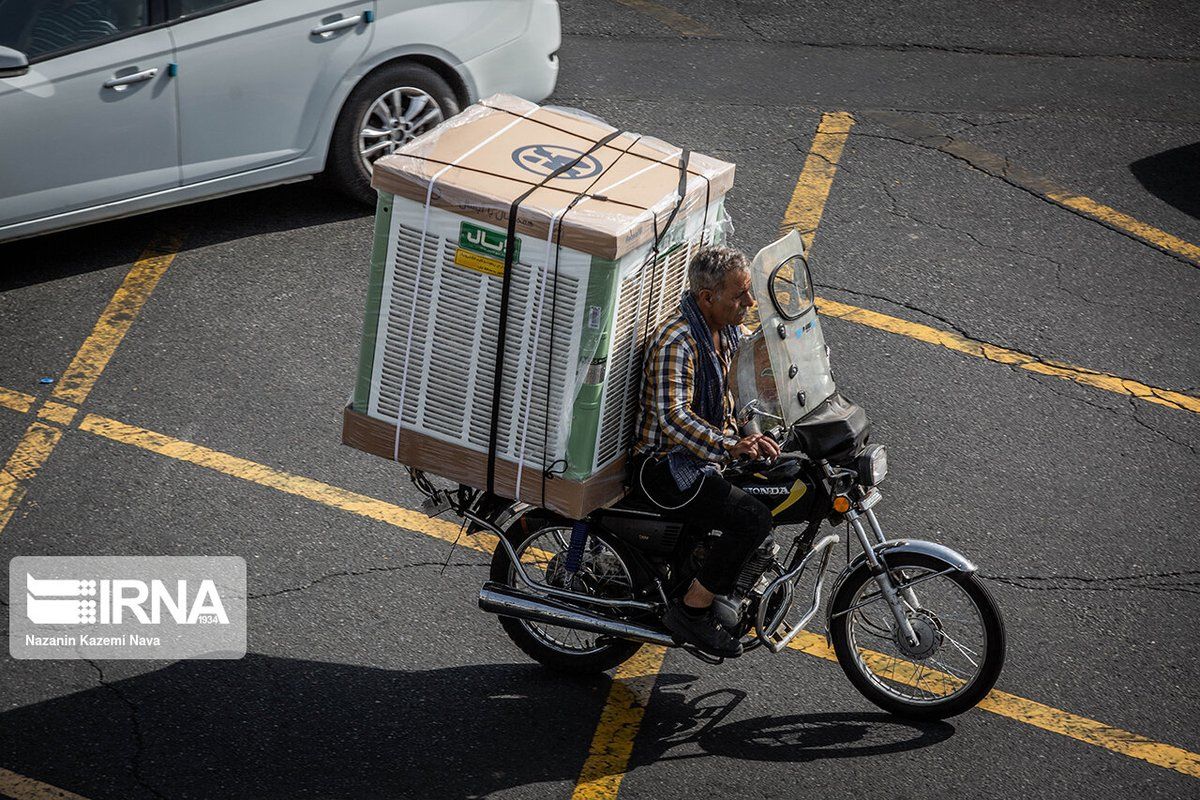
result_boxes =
[0,0,560,242]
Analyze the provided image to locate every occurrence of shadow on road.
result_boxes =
[0,180,370,292]
[1130,143,1200,220]
[0,657,954,799]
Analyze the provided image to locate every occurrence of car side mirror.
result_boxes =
[0,46,30,79]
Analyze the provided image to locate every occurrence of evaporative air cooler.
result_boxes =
[342,95,736,518]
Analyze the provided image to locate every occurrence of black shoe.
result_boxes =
[663,601,744,658]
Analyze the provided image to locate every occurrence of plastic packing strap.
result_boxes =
[391,104,540,463]
[510,133,646,502]
[511,203,569,501]
[485,130,625,500]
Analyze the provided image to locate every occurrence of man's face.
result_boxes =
[700,269,755,328]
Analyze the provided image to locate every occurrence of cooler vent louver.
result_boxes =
[593,240,697,467]
[377,223,581,466]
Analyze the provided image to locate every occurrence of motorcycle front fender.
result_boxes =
[825,539,978,630]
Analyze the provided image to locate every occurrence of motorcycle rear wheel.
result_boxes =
[829,552,1005,719]
[489,515,644,674]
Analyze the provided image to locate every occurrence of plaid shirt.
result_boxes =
[634,314,740,466]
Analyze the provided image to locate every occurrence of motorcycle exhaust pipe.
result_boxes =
[479,582,675,647]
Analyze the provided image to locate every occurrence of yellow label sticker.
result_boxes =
[453,248,505,276]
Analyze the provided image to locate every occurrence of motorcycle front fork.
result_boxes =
[845,506,922,647]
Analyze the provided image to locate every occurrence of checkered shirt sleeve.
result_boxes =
[642,321,739,462]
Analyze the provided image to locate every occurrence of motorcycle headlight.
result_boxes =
[857,444,888,486]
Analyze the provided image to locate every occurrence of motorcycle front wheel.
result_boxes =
[828,552,1006,719]
[489,514,644,674]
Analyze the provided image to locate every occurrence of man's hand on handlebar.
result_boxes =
[726,433,781,462]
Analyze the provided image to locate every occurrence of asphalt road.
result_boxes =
[1,1,1198,798]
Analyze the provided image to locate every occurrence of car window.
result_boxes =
[172,0,258,20]
[0,0,149,61]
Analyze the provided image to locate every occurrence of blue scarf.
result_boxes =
[667,291,741,490]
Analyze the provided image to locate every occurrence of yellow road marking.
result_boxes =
[12,400,1198,783]
[1046,189,1200,265]
[816,297,1200,414]
[36,401,78,427]
[780,111,855,249]
[0,768,92,800]
[0,234,182,533]
[0,387,35,414]
[76,413,495,555]
[571,646,669,800]
[772,111,1200,415]
[0,421,64,533]
[612,0,718,37]
[787,630,1200,778]
[51,233,183,406]
[866,112,1200,267]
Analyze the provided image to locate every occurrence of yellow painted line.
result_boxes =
[51,232,183,406]
[0,421,64,534]
[780,111,855,249]
[866,112,1200,268]
[1046,189,1200,265]
[76,413,496,554]
[0,768,93,800]
[42,401,1200,783]
[36,401,78,427]
[612,0,719,37]
[787,630,1200,778]
[0,387,36,414]
[815,297,1200,414]
[571,645,669,800]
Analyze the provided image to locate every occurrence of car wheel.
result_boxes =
[326,62,461,206]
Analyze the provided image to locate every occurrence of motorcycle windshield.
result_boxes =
[747,231,836,425]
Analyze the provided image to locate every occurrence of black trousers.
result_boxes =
[632,454,773,596]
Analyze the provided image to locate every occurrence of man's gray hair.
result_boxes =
[687,247,750,295]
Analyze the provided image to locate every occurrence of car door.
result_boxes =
[167,0,374,184]
[0,0,179,230]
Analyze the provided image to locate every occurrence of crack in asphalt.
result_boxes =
[983,570,1200,596]
[248,561,482,600]
[84,659,167,800]
[817,282,1197,417]
[864,171,1156,312]
[1018,372,1199,455]
[849,125,1200,269]
[562,30,1200,63]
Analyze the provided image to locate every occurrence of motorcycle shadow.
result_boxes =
[634,675,956,766]
[0,657,955,798]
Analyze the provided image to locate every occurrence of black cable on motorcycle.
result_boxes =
[485,129,625,499]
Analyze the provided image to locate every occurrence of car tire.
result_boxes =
[325,62,461,206]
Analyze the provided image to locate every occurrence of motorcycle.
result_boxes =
[410,231,1005,720]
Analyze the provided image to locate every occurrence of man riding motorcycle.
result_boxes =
[631,246,781,658]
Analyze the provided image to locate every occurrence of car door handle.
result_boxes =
[310,15,362,36]
[103,68,158,89]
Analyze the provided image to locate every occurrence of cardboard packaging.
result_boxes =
[342,94,736,518]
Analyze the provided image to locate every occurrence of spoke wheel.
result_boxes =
[356,87,445,175]
[489,515,644,673]
[829,552,1005,719]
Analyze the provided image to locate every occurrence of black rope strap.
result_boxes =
[486,129,625,498]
